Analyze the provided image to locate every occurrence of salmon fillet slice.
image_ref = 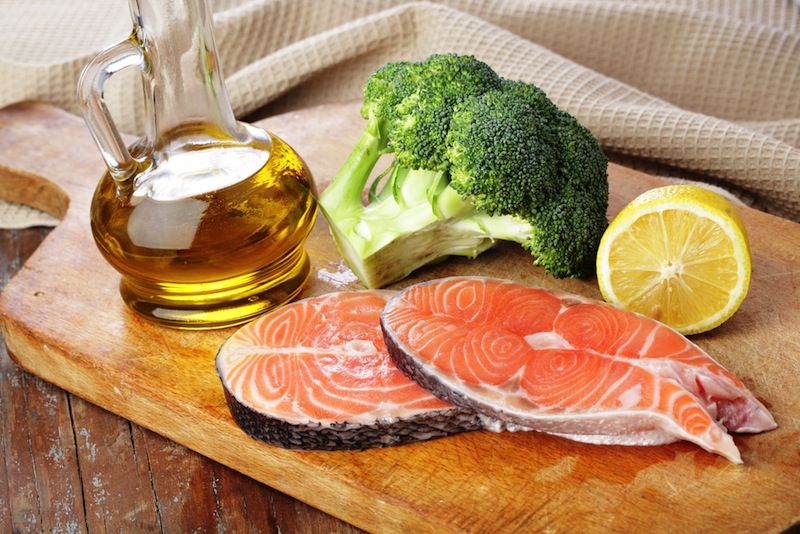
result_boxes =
[381,277,776,463]
[216,290,481,450]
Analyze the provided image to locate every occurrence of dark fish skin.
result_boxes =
[215,340,483,451]
[381,319,529,430]
[221,387,482,451]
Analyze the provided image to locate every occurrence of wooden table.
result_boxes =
[3,102,799,532]
[0,226,363,533]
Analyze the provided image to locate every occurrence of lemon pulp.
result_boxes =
[596,185,751,334]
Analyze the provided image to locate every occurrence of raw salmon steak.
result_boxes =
[381,277,776,463]
[216,290,481,450]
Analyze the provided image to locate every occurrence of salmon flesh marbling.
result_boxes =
[216,290,481,450]
[380,277,776,463]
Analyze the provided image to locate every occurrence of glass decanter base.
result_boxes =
[118,246,311,329]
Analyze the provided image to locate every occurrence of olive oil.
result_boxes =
[79,0,319,328]
[90,128,317,329]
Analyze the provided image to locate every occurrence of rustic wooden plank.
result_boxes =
[208,462,276,534]
[0,343,42,533]
[1,227,87,534]
[0,227,47,282]
[208,447,367,533]
[0,230,18,534]
[22,375,87,534]
[1,228,46,533]
[0,102,799,532]
[133,423,362,533]
[135,424,363,533]
[272,492,365,534]
[0,382,9,534]
[69,398,160,532]
[134,425,229,533]
[6,228,88,533]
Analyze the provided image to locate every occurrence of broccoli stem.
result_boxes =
[319,126,384,216]
[321,143,538,288]
[471,213,535,244]
[345,217,497,289]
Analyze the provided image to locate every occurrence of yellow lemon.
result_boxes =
[596,185,751,334]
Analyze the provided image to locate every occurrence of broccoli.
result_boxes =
[319,54,608,288]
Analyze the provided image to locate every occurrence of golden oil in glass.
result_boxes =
[90,124,317,329]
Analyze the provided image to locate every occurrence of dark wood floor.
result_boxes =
[0,226,364,533]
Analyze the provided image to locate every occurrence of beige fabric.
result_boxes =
[1,0,799,228]
[0,201,59,229]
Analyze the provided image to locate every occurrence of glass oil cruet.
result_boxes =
[78,0,317,329]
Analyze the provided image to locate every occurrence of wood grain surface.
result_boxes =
[1,101,799,533]
[0,228,363,532]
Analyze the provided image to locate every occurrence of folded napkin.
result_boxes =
[1,0,798,228]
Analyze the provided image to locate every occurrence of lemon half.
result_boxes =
[596,185,751,335]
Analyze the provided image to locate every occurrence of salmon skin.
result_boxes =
[381,277,777,463]
[216,290,482,450]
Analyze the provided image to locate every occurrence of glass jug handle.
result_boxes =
[77,39,152,183]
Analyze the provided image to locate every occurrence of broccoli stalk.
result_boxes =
[319,54,608,288]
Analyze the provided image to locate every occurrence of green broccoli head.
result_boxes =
[361,61,416,140]
[526,112,609,277]
[390,54,502,171]
[525,190,608,278]
[445,83,561,218]
[446,80,608,278]
[497,78,557,112]
[554,110,609,199]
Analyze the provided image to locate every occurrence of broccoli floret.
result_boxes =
[446,85,561,218]
[360,61,415,142]
[447,83,608,277]
[525,111,609,277]
[318,55,608,288]
[391,54,502,171]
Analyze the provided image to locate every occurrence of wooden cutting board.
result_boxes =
[1,102,798,533]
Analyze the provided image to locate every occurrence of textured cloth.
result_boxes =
[0,201,59,229]
[1,0,799,228]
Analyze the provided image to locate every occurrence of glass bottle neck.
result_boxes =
[130,0,243,145]
[119,0,270,202]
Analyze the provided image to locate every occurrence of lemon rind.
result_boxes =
[597,199,750,335]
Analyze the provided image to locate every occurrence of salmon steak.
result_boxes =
[381,277,777,463]
[216,290,481,450]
